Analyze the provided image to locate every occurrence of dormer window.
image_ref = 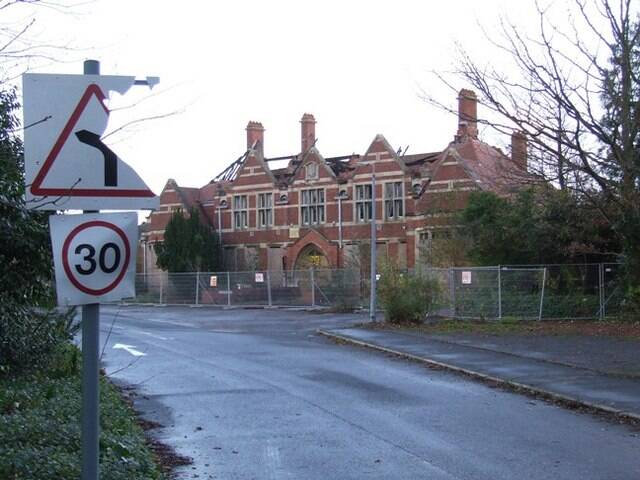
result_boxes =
[305,163,318,180]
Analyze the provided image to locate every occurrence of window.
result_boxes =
[418,230,431,249]
[300,188,325,225]
[257,192,273,228]
[233,195,248,229]
[355,184,373,222]
[384,181,404,219]
[305,163,318,180]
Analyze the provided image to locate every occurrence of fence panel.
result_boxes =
[518,264,601,319]
[500,268,545,319]
[451,267,500,319]
[125,264,623,320]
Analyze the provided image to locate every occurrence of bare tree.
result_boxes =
[425,0,640,284]
[0,0,85,85]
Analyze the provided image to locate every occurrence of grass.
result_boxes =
[0,344,166,480]
[368,317,640,339]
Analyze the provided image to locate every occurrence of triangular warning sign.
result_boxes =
[30,83,155,199]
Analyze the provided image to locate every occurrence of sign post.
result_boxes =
[49,210,137,480]
[23,59,159,480]
[82,59,100,480]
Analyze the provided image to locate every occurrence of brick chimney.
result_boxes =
[456,89,478,141]
[246,121,264,156]
[511,131,528,170]
[300,113,316,153]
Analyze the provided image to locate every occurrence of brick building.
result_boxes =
[140,89,532,275]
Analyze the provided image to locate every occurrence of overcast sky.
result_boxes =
[9,0,555,194]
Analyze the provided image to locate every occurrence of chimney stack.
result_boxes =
[511,131,528,170]
[300,113,316,153]
[456,89,478,141]
[246,121,264,156]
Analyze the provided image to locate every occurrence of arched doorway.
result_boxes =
[294,243,329,270]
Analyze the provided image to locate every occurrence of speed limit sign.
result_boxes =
[50,212,137,306]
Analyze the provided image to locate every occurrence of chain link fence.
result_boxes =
[132,269,362,309]
[128,263,623,320]
[415,263,623,320]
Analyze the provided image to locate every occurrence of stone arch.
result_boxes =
[287,229,338,271]
[294,242,330,270]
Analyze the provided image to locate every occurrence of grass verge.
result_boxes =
[0,343,167,479]
[366,318,640,339]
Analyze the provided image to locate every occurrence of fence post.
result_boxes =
[599,263,605,321]
[195,272,200,306]
[538,267,547,321]
[310,268,316,307]
[449,268,456,318]
[497,266,502,319]
[266,270,272,307]
[159,275,164,304]
[226,271,231,307]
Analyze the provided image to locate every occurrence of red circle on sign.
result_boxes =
[62,220,131,296]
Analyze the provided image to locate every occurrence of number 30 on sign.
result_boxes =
[50,212,137,306]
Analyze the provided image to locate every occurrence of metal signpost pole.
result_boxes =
[82,59,101,480]
[369,166,377,321]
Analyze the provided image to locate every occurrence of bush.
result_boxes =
[378,262,441,324]
[0,345,165,479]
[0,86,79,374]
[620,285,640,320]
[0,306,77,375]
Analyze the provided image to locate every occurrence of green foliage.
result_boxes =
[0,87,77,373]
[0,346,165,479]
[378,261,442,324]
[621,285,640,320]
[155,207,222,272]
[0,308,78,374]
[460,188,619,266]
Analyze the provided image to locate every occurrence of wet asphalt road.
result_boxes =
[98,306,640,480]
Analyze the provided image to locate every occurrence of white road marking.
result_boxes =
[264,440,282,480]
[147,318,197,328]
[138,331,171,341]
[113,343,147,357]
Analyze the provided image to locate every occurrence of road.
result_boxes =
[98,306,639,480]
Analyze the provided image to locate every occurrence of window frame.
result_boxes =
[257,192,273,228]
[300,187,325,226]
[384,181,404,220]
[305,162,319,180]
[354,183,373,223]
[233,194,248,230]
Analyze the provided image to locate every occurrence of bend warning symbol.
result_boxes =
[23,73,159,211]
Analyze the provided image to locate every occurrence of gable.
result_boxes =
[354,134,407,177]
[292,148,336,184]
[428,151,474,185]
[232,151,276,187]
